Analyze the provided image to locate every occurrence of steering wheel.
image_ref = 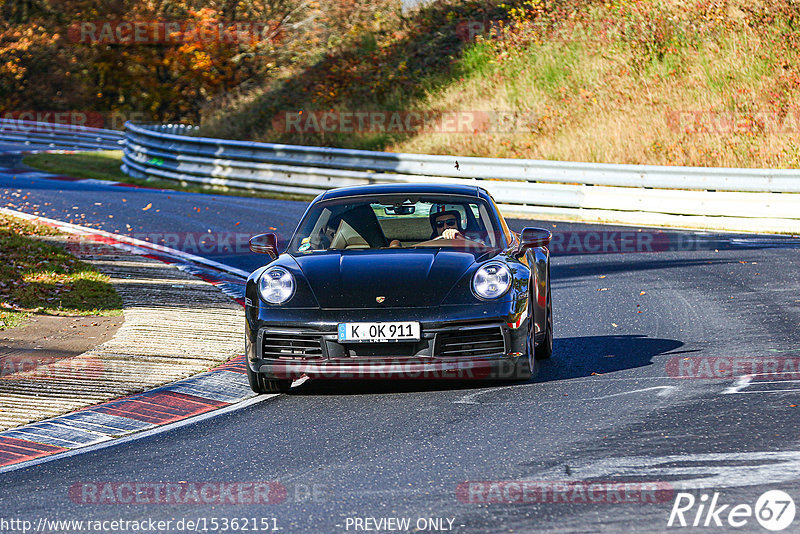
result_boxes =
[413,234,481,247]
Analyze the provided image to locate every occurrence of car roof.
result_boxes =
[319,183,488,201]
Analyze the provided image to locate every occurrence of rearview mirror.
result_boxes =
[249,233,278,258]
[384,205,415,215]
[519,227,552,251]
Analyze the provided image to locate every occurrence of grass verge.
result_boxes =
[0,213,123,330]
[197,0,800,169]
[21,151,316,202]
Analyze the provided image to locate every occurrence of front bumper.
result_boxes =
[246,319,530,380]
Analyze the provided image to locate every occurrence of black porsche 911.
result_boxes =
[244,183,553,393]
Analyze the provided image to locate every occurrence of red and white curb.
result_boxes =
[0,357,276,473]
[0,201,270,472]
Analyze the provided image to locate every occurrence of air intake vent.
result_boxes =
[261,333,323,360]
[436,327,505,357]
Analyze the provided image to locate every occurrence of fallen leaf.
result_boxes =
[142,203,152,211]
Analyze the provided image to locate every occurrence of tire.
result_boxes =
[247,364,292,394]
[535,282,553,360]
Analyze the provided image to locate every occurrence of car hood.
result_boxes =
[291,249,486,308]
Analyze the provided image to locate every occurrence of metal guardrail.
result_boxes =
[0,119,124,151]
[122,121,800,233]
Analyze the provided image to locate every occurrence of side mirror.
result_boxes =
[249,233,279,259]
[519,227,552,251]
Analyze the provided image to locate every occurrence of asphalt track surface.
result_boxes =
[0,149,799,533]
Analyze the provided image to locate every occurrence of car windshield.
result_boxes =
[289,195,504,253]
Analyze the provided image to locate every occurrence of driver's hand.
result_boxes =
[441,228,463,239]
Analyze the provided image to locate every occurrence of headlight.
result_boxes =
[258,267,295,304]
[472,263,512,300]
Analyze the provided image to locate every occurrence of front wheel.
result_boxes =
[247,364,292,394]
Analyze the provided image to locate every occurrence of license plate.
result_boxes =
[338,321,420,343]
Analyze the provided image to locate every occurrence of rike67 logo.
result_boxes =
[668,490,796,531]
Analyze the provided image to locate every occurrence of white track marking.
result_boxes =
[727,388,800,394]
[0,394,278,475]
[455,385,677,405]
[722,374,753,394]
[454,385,519,405]
[0,207,250,278]
[535,450,800,490]
[722,374,800,394]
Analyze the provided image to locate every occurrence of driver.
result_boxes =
[429,204,467,240]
